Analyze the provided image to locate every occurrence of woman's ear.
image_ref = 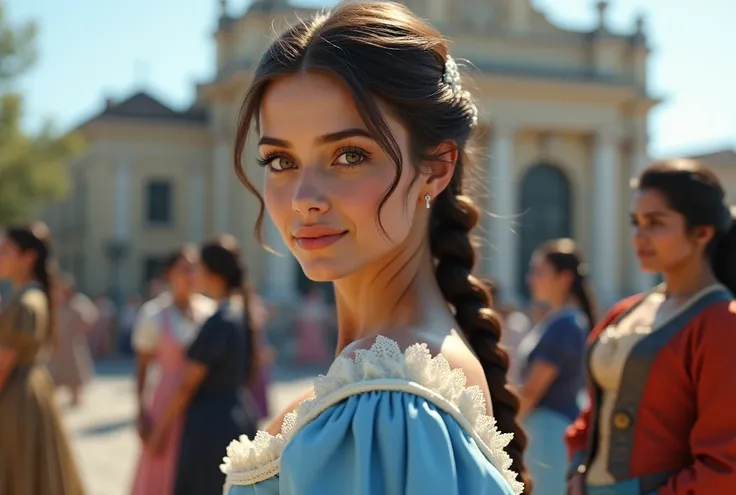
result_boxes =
[421,141,457,201]
[691,225,716,249]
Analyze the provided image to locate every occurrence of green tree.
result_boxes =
[0,4,83,224]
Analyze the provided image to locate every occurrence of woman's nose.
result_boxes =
[291,171,330,215]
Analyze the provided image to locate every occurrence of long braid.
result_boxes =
[429,153,531,493]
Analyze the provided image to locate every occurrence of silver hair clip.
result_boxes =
[443,56,478,128]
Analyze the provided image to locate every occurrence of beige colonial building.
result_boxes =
[43,0,662,308]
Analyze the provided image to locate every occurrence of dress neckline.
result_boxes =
[221,335,523,494]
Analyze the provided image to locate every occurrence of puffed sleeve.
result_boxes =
[187,315,229,367]
[656,301,736,494]
[0,297,39,348]
[131,301,161,353]
[226,391,520,495]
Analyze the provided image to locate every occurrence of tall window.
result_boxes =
[518,163,573,300]
[145,179,173,225]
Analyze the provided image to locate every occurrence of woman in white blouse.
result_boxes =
[129,245,216,495]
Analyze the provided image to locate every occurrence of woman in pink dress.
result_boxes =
[129,246,216,495]
[47,274,98,407]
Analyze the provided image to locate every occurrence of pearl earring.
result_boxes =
[424,193,431,209]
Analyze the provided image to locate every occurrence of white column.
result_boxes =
[628,136,656,293]
[114,160,132,240]
[213,140,231,235]
[489,122,519,303]
[508,0,531,31]
[113,160,132,296]
[426,0,446,19]
[591,129,622,308]
[263,215,298,302]
[187,162,205,242]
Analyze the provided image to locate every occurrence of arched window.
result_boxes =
[518,164,573,299]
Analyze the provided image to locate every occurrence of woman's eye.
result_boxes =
[335,150,367,166]
[261,155,297,172]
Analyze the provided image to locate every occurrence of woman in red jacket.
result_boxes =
[566,158,736,495]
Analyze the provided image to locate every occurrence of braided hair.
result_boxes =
[429,153,529,490]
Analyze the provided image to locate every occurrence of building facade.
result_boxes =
[44,0,662,308]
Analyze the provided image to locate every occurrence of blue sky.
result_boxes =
[6,0,735,157]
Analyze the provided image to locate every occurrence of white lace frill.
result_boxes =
[220,336,524,495]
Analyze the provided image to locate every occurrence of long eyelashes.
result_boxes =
[256,146,372,173]
[333,146,371,167]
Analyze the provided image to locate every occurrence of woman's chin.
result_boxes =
[298,259,353,283]
[636,260,662,274]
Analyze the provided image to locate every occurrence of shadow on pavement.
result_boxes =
[93,359,135,377]
[76,418,134,437]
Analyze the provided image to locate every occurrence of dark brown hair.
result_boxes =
[536,238,597,328]
[5,222,56,345]
[637,159,736,295]
[231,1,529,489]
[200,235,258,386]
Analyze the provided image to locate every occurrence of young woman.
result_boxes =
[220,2,528,494]
[130,246,216,495]
[47,273,98,407]
[149,236,259,495]
[517,239,594,495]
[566,159,736,495]
[0,223,85,494]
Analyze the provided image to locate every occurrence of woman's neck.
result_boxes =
[663,256,718,300]
[546,295,575,313]
[208,283,229,303]
[171,291,191,311]
[333,237,452,353]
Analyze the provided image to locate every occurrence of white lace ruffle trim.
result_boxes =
[220,335,524,495]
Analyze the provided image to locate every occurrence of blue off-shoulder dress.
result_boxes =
[221,336,524,495]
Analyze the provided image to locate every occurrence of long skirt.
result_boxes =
[0,365,86,495]
[524,407,572,495]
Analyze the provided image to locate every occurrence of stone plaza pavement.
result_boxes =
[61,360,317,495]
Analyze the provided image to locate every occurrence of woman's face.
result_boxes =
[527,252,568,304]
[0,237,31,281]
[630,188,711,273]
[258,72,428,282]
[167,255,196,295]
